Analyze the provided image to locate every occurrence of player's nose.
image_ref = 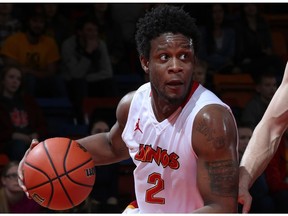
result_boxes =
[168,58,183,73]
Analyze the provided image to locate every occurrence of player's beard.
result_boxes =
[165,92,185,105]
[151,80,192,106]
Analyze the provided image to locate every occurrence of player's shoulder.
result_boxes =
[119,91,136,109]
[117,82,149,112]
[116,91,136,128]
[116,83,150,126]
[196,103,232,119]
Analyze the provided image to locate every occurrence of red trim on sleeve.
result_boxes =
[181,81,199,108]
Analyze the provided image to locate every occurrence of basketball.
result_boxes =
[22,137,96,210]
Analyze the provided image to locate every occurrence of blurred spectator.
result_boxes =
[0,161,44,213]
[0,3,21,47]
[234,3,285,80]
[193,59,208,87]
[0,65,48,161]
[238,122,253,160]
[109,3,147,74]
[65,3,87,26]
[265,131,288,212]
[85,3,127,75]
[88,110,120,213]
[42,3,73,49]
[110,3,146,50]
[0,3,22,67]
[61,15,116,123]
[0,154,9,171]
[198,3,238,74]
[237,121,275,213]
[0,8,66,97]
[183,3,213,27]
[241,71,278,129]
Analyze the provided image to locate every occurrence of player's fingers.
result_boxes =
[25,191,32,199]
[242,196,252,213]
[18,169,31,199]
[18,155,25,183]
[30,138,39,149]
[18,144,31,181]
[285,61,288,71]
[17,139,39,199]
[238,194,252,214]
[18,156,30,197]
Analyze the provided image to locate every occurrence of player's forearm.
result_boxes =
[77,133,123,165]
[239,122,281,187]
[77,130,130,166]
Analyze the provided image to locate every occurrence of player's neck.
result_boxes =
[151,97,180,122]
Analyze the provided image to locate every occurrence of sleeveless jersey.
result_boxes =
[122,82,232,213]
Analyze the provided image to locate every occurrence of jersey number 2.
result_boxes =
[146,172,165,204]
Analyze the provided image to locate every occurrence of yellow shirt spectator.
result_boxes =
[1,32,60,72]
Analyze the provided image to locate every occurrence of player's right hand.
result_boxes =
[18,139,40,198]
[238,184,252,213]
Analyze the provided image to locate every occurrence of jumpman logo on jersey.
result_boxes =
[134,118,143,133]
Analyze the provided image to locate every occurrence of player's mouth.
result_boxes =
[166,80,184,89]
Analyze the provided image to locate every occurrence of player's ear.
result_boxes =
[140,55,149,74]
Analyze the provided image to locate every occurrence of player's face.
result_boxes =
[1,165,23,192]
[145,33,196,105]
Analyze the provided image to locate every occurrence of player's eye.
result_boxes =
[160,54,169,61]
[179,53,188,60]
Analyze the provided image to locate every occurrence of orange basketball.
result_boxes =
[22,137,96,210]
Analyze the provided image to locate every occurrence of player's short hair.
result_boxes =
[135,4,200,59]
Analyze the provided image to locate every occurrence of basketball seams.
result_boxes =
[64,159,95,187]
[64,139,95,187]
[44,139,75,208]
[64,140,94,196]
[24,160,54,208]
[24,161,53,190]
[23,137,96,210]
[24,167,94,189]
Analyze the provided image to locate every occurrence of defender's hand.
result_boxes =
[238,185,252,213]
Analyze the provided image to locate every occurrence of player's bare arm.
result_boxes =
[192,104,239,213]
[77,92,135,165]
[240,62,288,182]
[238,61,288,212]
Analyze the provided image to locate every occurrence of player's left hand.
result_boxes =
[18,139,39,198]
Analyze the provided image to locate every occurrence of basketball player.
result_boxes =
[18,5,239,213]
[239,61,288,213]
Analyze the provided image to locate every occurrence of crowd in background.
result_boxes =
[0,2,288,213]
